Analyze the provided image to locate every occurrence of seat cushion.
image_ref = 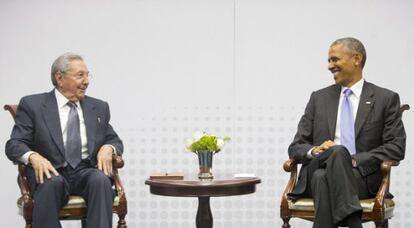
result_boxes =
[288,198,395,213]
[18,195,120,215]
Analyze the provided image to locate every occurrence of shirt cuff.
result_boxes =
[307,147,315,158]
[19,151,36,165]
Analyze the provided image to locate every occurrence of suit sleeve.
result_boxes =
[288,92,317,163]
[5,98,35,163]
[103,102,124,155]
[354,92,406,176]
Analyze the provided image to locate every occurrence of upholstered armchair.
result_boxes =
[4,104,128,228]
[280,104,410,228]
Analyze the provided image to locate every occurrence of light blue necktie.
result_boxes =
[340,89,356,155]
[66,102,82,168]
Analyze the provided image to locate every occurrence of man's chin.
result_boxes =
[76,93,86,100]
[333,76,340,85]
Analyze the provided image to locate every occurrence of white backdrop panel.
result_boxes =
[0,0,413,227]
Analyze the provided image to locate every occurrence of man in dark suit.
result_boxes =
[288,38,406,228]
[5,53,123,228]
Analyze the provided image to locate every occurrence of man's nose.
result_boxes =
[328,61,334,71]
[83,76,90,85]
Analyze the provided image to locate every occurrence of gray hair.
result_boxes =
[51,53,83,87]
[331,37,367,69]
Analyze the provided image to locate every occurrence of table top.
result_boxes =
[145,177,261,197]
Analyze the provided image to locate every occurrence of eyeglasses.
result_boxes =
[73,72,92,80]
[61,71,92,80]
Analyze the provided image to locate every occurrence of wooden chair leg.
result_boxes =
[383,219,388,228]
[81,219,87,228]
[117,213,127,228]
[375,220,387,228]
[24,217,32,228]
[282,217,291,228]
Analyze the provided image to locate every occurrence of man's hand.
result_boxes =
[29,152,59,184]
[97,145,114,176]
[311,140,336,157]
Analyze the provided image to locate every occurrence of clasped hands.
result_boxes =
[311,140,357,167]
[311,140,336,157]
[29,145,115,184]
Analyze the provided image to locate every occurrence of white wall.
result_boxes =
[1,0,413,227]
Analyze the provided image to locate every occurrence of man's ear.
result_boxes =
[55,72,63,87]
[353,54,363,67]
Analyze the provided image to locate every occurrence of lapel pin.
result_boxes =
[97,117,101,123]
[366,101,372,105]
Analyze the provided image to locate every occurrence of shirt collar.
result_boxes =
[54,89,80,109]
[341,78,364,99]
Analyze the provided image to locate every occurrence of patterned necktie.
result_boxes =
[66,102,81,168]
[340,89,356,155]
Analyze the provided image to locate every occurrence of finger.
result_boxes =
[44,168,52,179]
[106,160,112,176]
[107,161,113,176]
[39,167,44,184]
[98,159,103,171]
[103,162,109,176]
[35,169,40,184]
[50,166,59,176]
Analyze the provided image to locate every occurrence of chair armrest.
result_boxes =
[112,154,124,169]
[112,155,127,214]
[17,164,34,220]
[111,154,126,202]
[4,104,18,118]
[281,159,298,212]
[373,160,399,212]
[17,164,32,199]
[283,159,297,172]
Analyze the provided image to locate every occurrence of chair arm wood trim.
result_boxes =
[113,172,127,216]
[283,159,297,172]
[282,159,297,196]
[280,159,298,219]
[18,164,33,223]
[372,160,399,221]
[112,154,124,169]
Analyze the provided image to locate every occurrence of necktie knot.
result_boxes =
[67,102,77,109]
[343,89,352,98]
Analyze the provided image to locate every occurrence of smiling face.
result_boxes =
[55,59,90,102]
[328,44,363,87]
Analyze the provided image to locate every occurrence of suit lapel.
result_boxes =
[42,91,65,156]
[81,97,97,156]
[327,85,341,139]
[355,82,375,138]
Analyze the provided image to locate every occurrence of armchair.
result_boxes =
[280,104,410,228]
[4,104,128,228]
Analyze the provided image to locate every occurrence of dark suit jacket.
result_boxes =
[289,81,405,197]
[5,90,123,168]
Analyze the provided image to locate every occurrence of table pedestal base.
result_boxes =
[196,197,213,228]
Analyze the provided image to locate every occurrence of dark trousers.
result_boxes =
[308,145,371,228]
[26,159,115,228]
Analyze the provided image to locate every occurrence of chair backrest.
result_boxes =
[4,104,18,120]
[400,104,410,114]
